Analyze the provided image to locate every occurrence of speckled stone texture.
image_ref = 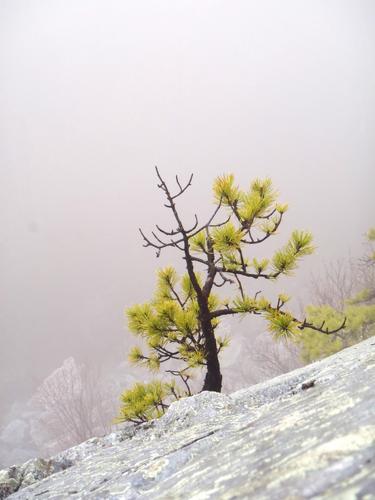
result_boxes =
[2,337,375,499]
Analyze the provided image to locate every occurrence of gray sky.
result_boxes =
[1,0,374,412]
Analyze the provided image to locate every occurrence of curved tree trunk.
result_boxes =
[200,311,222,392]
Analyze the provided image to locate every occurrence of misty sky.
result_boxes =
[1,1,374,414]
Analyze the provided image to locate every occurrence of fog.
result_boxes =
[1,0,374,445]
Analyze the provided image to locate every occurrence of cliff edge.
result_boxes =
[1,337,375,499]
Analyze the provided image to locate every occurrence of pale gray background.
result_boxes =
[1,0,374,419]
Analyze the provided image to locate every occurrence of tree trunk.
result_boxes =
[200,311,222,392]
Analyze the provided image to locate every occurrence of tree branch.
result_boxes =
[209,305,347,336]
[298,317,347,335]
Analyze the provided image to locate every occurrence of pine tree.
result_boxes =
[296,228,375,363]
[117,169,345,424]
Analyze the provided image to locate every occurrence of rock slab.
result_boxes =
[1,337,375,499]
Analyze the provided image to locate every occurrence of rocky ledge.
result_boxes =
[1,337,375,499]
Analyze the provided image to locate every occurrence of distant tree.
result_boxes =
[221,329,302,393]
[309,258,359,312]
[32,358,116,454]
[252,336,302,379]
[117,169,345,424]
[296,228,375,363]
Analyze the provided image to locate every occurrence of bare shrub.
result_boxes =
[31,358,117,455]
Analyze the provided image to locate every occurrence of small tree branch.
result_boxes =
[234,274,245,299]
[189,255,279,280]
[166,369,193,396]
[241,213,283,245]
[298,317,347,335]
[209,305,347,336]
[172,173,194,200]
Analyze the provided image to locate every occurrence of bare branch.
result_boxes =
[257,208,277,220]
[185,214,199,234]
[299,317,347,335]
[234,274,245,299]
[172,173,194,200]
[241,213,283,245]
[237,247,247,272]
[155,224,181,236]
[169,283,185,308]
[152,231,169,247]
[207,213,231,228]
[156,214,198,237]
[166,369,193,396]
[213,272,234,288]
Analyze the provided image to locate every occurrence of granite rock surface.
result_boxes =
[1,337,375,499]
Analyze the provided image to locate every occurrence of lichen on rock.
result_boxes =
[1,337,375,499]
